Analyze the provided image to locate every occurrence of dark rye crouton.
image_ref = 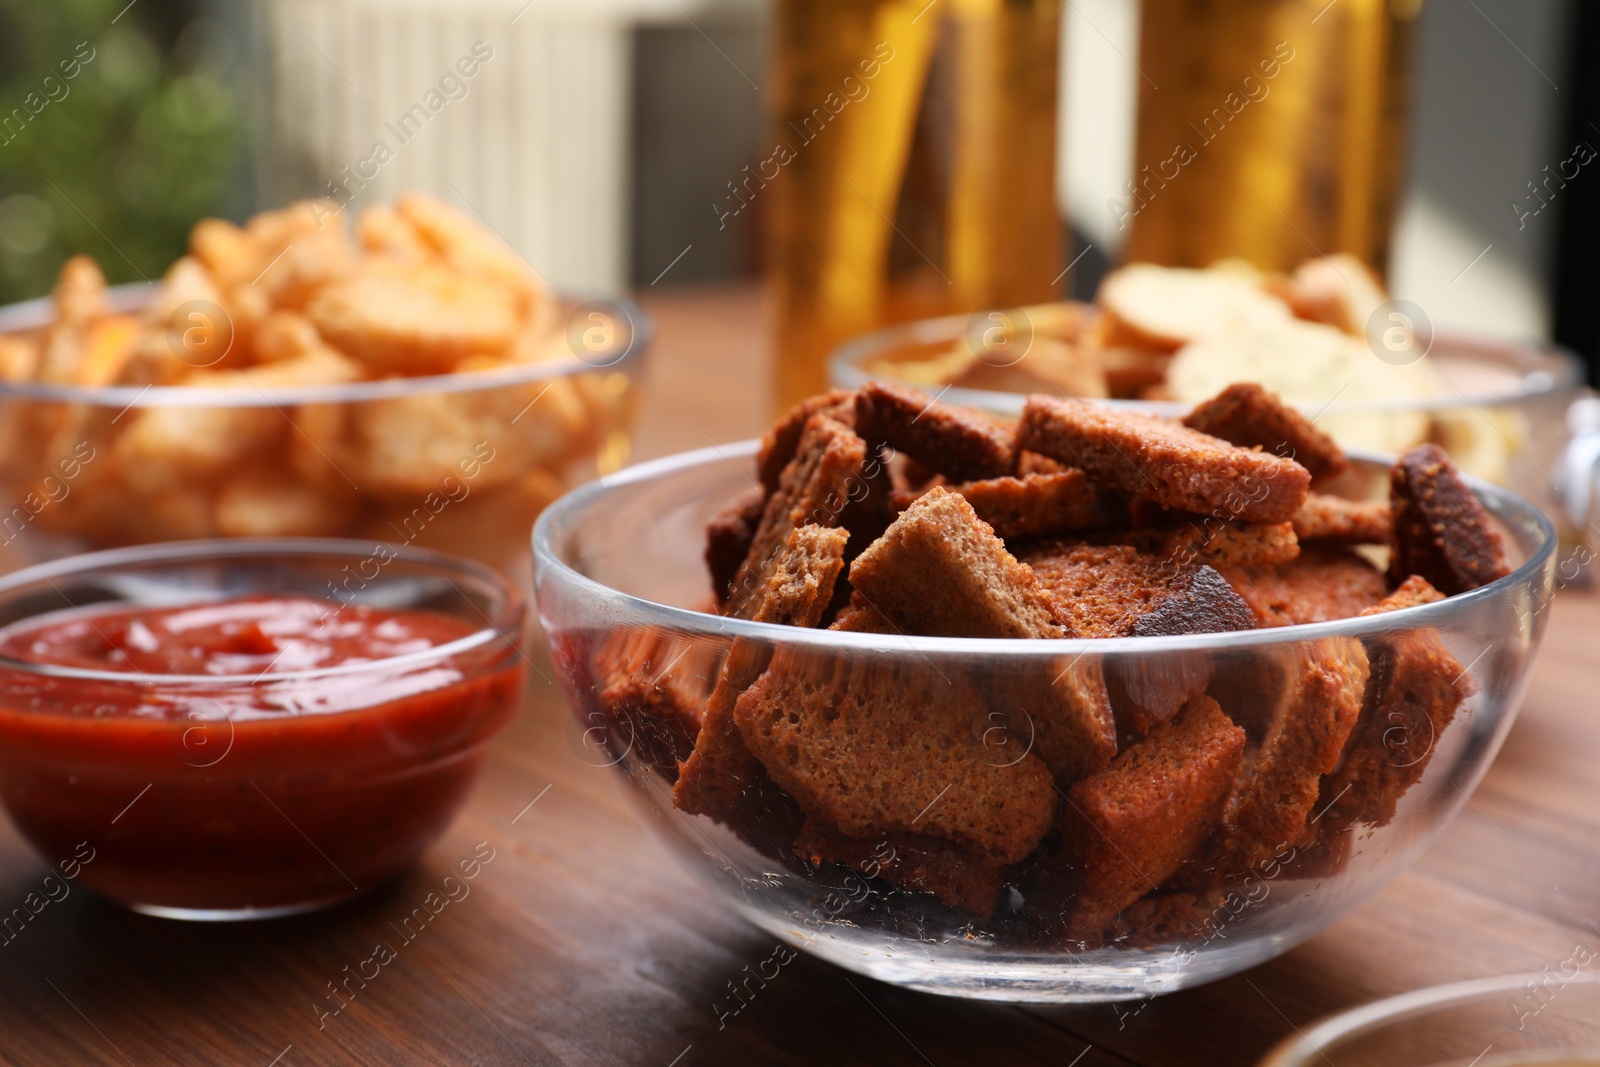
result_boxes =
[891,470,1122,541]
[596,629,717,778]
[1110,518,1300,568]
[1292,493,1393,546]
[1221,547,1387,627]
[826,593,898,634]
[854,381,1016,482]
[1062,695,1246,927]
[1208,639,1370,873]
[757,388,855,494]
[795,817,1006,916]
[1183,382,1349,483]
[1389,443,1510,595]
[727,413,865,619]
[1311,576,1469,832]
[1022,542,1255,639]
[1018,395,1310,523]
[734,652,1056,865]
[850,487,1065,639]
[985,656,1119,784]
[674,525,848,830]
[705,486,765,605]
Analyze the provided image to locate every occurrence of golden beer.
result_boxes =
[768,0,1063,411]
[1121,0,1423,275]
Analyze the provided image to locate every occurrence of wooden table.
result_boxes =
[2,284,1597,1066]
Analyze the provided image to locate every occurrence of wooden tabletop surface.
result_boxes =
[2,283,1598,1066]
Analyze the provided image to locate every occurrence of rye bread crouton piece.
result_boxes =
[827,594,897,634]
[850,487,1065,639]
[1310,577,1469,832]
[1292,493,1393,545]
[757,388,855,493]
[674,525,849,833]
[795,818,1006,916]
[1111,518,1300,568]
[1022,542,1256,639]
[727,413,865,619]
[1221,547,1388,627]
[1389,443,1510,595]
[735,653,1056,864]
[892,470,1122,541]
[1063,694,1246,926]
[1016,449,1068,476]
[1209,639,1370,872]
[854,381,1016,482]
[706,486,765,605]
[986,657,1119,785]
[1019,395,1311,523]
[596,629,717,778]
[1183,382,1349,483]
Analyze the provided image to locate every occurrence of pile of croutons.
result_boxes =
[0,194,633,566]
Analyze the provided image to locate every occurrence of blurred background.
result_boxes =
[0,0,1592,373]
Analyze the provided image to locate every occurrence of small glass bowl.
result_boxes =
[0,539,525,920]
[0,283,649,580]
[534,440,1557,1002]
[1259,973,1600,1066]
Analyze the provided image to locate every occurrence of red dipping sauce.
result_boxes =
[0,595,524,918]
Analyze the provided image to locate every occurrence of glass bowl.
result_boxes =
[0,538,525,920]
[0,283,649,580]
[830,313,1591,537]
[1259,973,1600,1065]
[533,440,1556,1002]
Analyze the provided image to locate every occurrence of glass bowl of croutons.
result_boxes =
[830,258,1590,537]
[0,194,647,580]
[534,383,1556,1002]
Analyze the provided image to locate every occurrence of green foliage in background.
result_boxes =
[0,0,246,303]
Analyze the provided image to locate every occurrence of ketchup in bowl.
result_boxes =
[0,541,524,920]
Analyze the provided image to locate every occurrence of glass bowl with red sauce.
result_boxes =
[0,539,525,920]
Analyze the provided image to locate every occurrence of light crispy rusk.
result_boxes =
[849,487,1064,638]
[118,257,230,385]
[1182,382,1349,483]
[1311,581,1470,832]
[1019,395,1310,523]
[38,255,108,385]
[705,486,765,606]
[355,203,434,262]
[1210,640,1369,872]
[213,471,356,537]
[735,651,1056,864]
[1097,264,1291,351]
[0,334,38,381]
[673,525,849,829]
[946,337,1109,399]
[1022,542,1255,639]
[305,259,522,375]
[1063,694,1246,925]
[757,389,855,494]
[1388,443,1510,595]
[1093,345,1172,398]
[1221,547,1387,627]
[1292,493,1393,545]
[854,381,1015,481]
[395,192,550,317]
[1282,254,1388,337]
[893,470,1120,541]
[1111,517,1300,568]
[795,818,1007,915]
[727,413,865,620]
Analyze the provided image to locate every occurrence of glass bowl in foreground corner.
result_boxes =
[0,283,649,581]
[533,440,1556,1003]
[1258,973,1600,1066]
[0,539,525,920]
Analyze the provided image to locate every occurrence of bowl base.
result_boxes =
[126,892,365,922]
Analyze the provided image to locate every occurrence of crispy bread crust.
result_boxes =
[892,470,1120,541]
[1183,382,1349,483]
[1292,493,1393,545]
[1221,547,1387,627]
[855,381,1016,482]
[1388,443,1510,595]
[795,818,1006,916]
[1019,396,1310,523]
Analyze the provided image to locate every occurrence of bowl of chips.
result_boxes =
[830,257,1589,535]
[0,194,647,578]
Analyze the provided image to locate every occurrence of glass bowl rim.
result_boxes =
[532,437,1557,657]
[1257,971,1600,1066]
[0,536,525,687]
[827,310,1585,419]
[0,282,651,408]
